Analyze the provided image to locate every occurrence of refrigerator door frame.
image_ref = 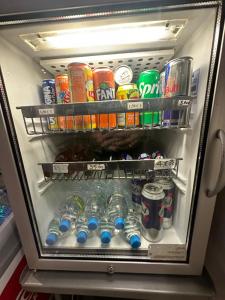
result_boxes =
[0,0,224,275]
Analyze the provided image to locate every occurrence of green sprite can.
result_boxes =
[138,69,160,126]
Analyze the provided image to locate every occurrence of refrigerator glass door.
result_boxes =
[0,1,222,268]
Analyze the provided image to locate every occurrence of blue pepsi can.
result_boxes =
[42,79,56,104]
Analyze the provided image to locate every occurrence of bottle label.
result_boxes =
[96,82,115,101]
[139,82,159,98]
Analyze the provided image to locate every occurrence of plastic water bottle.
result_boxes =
[99,216,114,244]
[124,208,141,249]
[107,186,128,230]
[0,189,12,225]
[84,181,106,230]
[46,217,63,246]
[85,195,102,231]
[76,214,89,244]
[59,194,85,232]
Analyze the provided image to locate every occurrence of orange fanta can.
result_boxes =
[93,67,116,129]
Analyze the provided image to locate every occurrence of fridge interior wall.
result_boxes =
[0,7,216,254]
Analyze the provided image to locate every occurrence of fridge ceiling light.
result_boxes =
[20,19,187,51]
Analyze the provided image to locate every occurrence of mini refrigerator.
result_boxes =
[0,0,224,275]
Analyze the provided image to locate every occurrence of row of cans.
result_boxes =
[42,56,193,130]
[132,178,175,243]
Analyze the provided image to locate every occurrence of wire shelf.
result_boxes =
[17,97,192,135]
[40,158,182,181]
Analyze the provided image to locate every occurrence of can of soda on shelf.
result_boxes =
[68,62,96,129]
[42,79,56,104]
[159,70,165,97]
[155,178,175,229]
[141,183,165,242]
[164,57,193,97]
[42,79,58,130]
[138,69,160,127]
[55,74,70,104]
[93,67,116,129]
[116,83,140,128]
[131,179,146,213]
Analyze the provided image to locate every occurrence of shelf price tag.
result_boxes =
[87,164,105,171]
[148,244,186,261]
[178,99,191,106]
[38,108,55,115]
[53,163,69,174]
[154,159,176,170]
[127,102,143,110]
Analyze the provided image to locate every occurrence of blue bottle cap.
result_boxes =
[88,217,98,230]
[46,233,58,245]
[77,231,88,244]
[101,231,112,244]
[130,235,141,249]
[59,219,71,232]
[114,217,125,229]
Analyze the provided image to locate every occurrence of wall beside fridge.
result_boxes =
[0,2,221,273]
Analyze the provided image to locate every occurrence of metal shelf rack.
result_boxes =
[40,158,182,181]
[17,97,192,135]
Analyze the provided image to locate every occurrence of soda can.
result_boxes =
[42,79,56,104]
[138,69,160,127]
[42,79,58,130]
[68,62,96,130]
[159,70,165,97]
[55,74,70,104]
[114,65,133,85]
[116,83,139,128]
[141,183,165,242]
[55,74,73,130]
[131,179,146,213]
[154,178,175,229]
[164,56,193,97]
[93,67,116,129]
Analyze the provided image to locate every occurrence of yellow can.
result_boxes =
[116,83,140,128]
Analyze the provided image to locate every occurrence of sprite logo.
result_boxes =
[96,82,115,100]
[139,82,159,98]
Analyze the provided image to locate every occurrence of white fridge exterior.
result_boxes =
[0,0,224,275]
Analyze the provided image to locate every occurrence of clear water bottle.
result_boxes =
[76,214,89,244]
[59,194,85,232]
[99,216,114,244]
[46,217,63,246]
[84,181,106,230]
[0,189,12,225]
[107,185,128,230]
[124,208,141,249]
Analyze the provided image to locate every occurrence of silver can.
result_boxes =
[154,178,175,229]
[164,57,193,97]
[141,183,165,242]
[159,70,166,97]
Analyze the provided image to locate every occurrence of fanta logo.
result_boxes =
[96,82,115,100]
[139,82,159,98]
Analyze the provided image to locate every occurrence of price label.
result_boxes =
[39,108,55,115]
[87,164,105,171]
[148,244,186,261]
[154,159,176,170]
[127,102,143,110]
[53,163,69,174]
[178,99,191,106]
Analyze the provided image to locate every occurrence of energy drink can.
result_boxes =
[141,183,164,242]
[155,178,175,229]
